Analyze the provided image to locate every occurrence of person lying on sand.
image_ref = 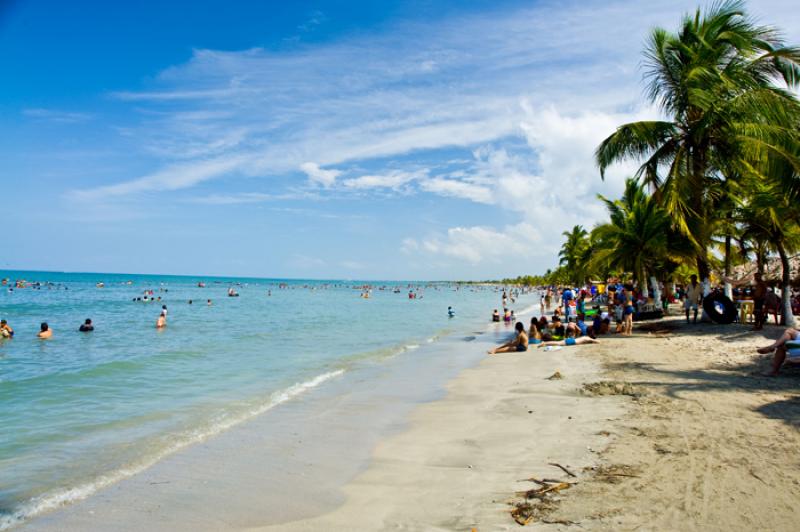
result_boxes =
[488,322,528,354]
[538,333,598,347]
[757,327,800,376]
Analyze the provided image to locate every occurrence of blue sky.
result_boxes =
[1,0,798,280]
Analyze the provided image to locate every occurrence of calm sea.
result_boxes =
[0,270,529,529]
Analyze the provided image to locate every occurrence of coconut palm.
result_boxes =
[595,0,800,281]
[738,188,800,326]
[558,225,589,284]
[590,179,680,289]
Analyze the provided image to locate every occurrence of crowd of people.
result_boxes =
[484,277,800,377]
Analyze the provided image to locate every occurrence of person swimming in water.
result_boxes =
[0,319,13,338]
[488,322,528,354]
[156,311,167,329]
[79,318,94,332]
[448,306,455,318]
[492,309,500,322]
[37,322,52,339]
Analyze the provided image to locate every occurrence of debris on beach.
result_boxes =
[510,477,573,526]
[546,371,563,380]
[581,381,642,397]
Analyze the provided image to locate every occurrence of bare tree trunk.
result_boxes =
[777,243,797,328]
[724,234,733,299]
[650,276,661,305]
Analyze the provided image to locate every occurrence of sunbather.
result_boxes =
[758,327,800,376]
[539,333,599,347]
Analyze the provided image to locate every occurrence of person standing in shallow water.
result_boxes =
[0,319,13,338]
[156,311,167,329]
[37,323,52,339]
[79,319,94,332]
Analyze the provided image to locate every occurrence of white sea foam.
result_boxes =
[0,369,345,531]
[404,344,420,350]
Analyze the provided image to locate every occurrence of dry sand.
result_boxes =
[549,316,800,531]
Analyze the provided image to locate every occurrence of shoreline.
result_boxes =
[255,328,624,531]
[18,310,554,531]
[21,310,798,530]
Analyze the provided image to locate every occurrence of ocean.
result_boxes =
[0,270,532,529]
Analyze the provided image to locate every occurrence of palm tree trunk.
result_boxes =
[776,242,796,328]
[724,233,733,299]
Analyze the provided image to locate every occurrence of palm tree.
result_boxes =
[558,225,588,284]
[739,189,799,327]
[590,179,679,290]
[595,0,800,282]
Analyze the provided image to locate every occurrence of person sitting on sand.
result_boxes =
[529,318,543,345]
[575,313,591,338]
[492,309,500,322]
[592,314,603,337]
[550,315,565,338]
[757,327,800,376]
[156,311,167,329]
[37,322,52,339]
[79,318,94,332]
[0,319,13,338]
[488,322,528,354]
[539,332,598,347]
[537,316,552,340]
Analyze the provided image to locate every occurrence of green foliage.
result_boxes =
[596,0,800,278]
[519,2,800,297]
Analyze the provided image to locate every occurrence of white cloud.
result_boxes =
[51,0,800,277]
[403,104,656,267]
[76,0,672,199]
[23,108,92,123]
[71,154,250,199]
[300,162,340,187]
[342,169,427,190]
[404,222,543,264]
[419,177,493,204]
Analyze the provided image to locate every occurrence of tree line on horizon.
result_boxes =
[506,1,800,327]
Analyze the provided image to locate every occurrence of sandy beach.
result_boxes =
[18,313,800,531]
[262,316,800,531]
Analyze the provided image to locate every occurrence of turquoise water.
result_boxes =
[0,270,524,529]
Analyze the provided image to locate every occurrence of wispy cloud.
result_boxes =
[23,108,92,123]
[342,169,427,190]
[53,0,800,276]
[300,162,340,187]
[79,0,674,199]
